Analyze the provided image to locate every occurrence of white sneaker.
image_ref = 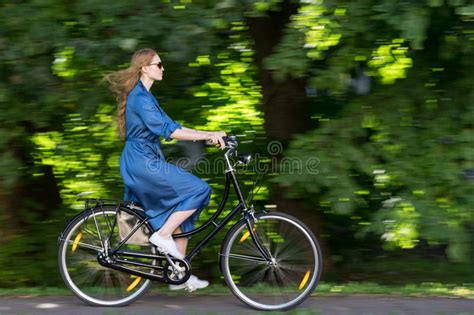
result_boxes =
[169,275,209,292]
[149,232,184,260]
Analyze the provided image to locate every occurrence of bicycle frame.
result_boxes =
[60,143,274,284]
[90,148,272,266]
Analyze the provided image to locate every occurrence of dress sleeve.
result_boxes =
[135,95,182,141]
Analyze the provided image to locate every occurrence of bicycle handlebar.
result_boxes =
[223,135,238,149]
[204,135,238,153]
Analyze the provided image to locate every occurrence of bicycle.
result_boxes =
[57,136,322,311]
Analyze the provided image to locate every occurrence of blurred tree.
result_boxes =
[0,0,231,285]
[270,0,474,262]
[0,0,473,286]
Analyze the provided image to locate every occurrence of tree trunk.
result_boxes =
[247,1,308,141]
[247,0,332,270]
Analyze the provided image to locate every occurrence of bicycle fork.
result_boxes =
[244,211,273,263]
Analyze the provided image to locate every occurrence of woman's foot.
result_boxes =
[149,231,184,259]
[169,275,209,292]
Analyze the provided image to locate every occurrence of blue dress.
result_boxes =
[119,80,211,233]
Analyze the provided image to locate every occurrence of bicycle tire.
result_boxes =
[220,212,322,311]
[58,206,155,306]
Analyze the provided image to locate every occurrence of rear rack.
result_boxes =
[77,197,144,212]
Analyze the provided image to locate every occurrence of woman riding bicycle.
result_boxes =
[105,48,226,291]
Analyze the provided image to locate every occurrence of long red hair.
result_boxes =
[104,48,157,139]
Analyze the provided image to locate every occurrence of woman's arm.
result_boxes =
[170,127,211,141]
[180,126,215,137]
[170,127,226,148]
[181,127,227,140]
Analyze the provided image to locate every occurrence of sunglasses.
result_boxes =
[149,62,163,70]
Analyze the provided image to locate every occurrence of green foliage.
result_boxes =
[0,0,473,287]
[367,39,412,84]
[274,75,474,260]
[31,105,123,207]
[272,2,474,259]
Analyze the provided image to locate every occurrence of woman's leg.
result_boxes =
[156,210,209,288]
[157,209,196,238]
[172,227,188,255]
[149,209,195,260]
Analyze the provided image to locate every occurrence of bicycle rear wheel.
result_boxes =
[58,206,155,306]
[220,212,322,311]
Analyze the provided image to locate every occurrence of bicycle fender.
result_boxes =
[57,204,147,246]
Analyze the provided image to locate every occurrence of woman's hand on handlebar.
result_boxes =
[208,131,227,149]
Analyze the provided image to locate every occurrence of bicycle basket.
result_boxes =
[117,210,150,245]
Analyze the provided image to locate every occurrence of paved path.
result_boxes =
[0,294,473,315]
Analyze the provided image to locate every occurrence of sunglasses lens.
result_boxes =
[150,62,162,69]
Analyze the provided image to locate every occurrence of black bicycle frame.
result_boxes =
[109,165,271,263]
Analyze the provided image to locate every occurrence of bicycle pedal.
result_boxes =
[185,285,196,293]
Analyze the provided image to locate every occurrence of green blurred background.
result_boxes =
[0,0,473,290]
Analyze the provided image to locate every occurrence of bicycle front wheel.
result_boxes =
[220,212,322,311]
[58,206,155,306]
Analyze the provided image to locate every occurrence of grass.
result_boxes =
[1,282,473,299]
[329,258,474,286]
[315,282,474,299]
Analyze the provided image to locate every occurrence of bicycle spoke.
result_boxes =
[240,265,269,287]
[223,213,321,310]
[59,207,154,306]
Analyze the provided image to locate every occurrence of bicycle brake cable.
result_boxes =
[246,162,262,207]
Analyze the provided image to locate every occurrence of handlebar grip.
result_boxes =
[205,136,234,146]
[223,135,237,149]
[222,135,235,143]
